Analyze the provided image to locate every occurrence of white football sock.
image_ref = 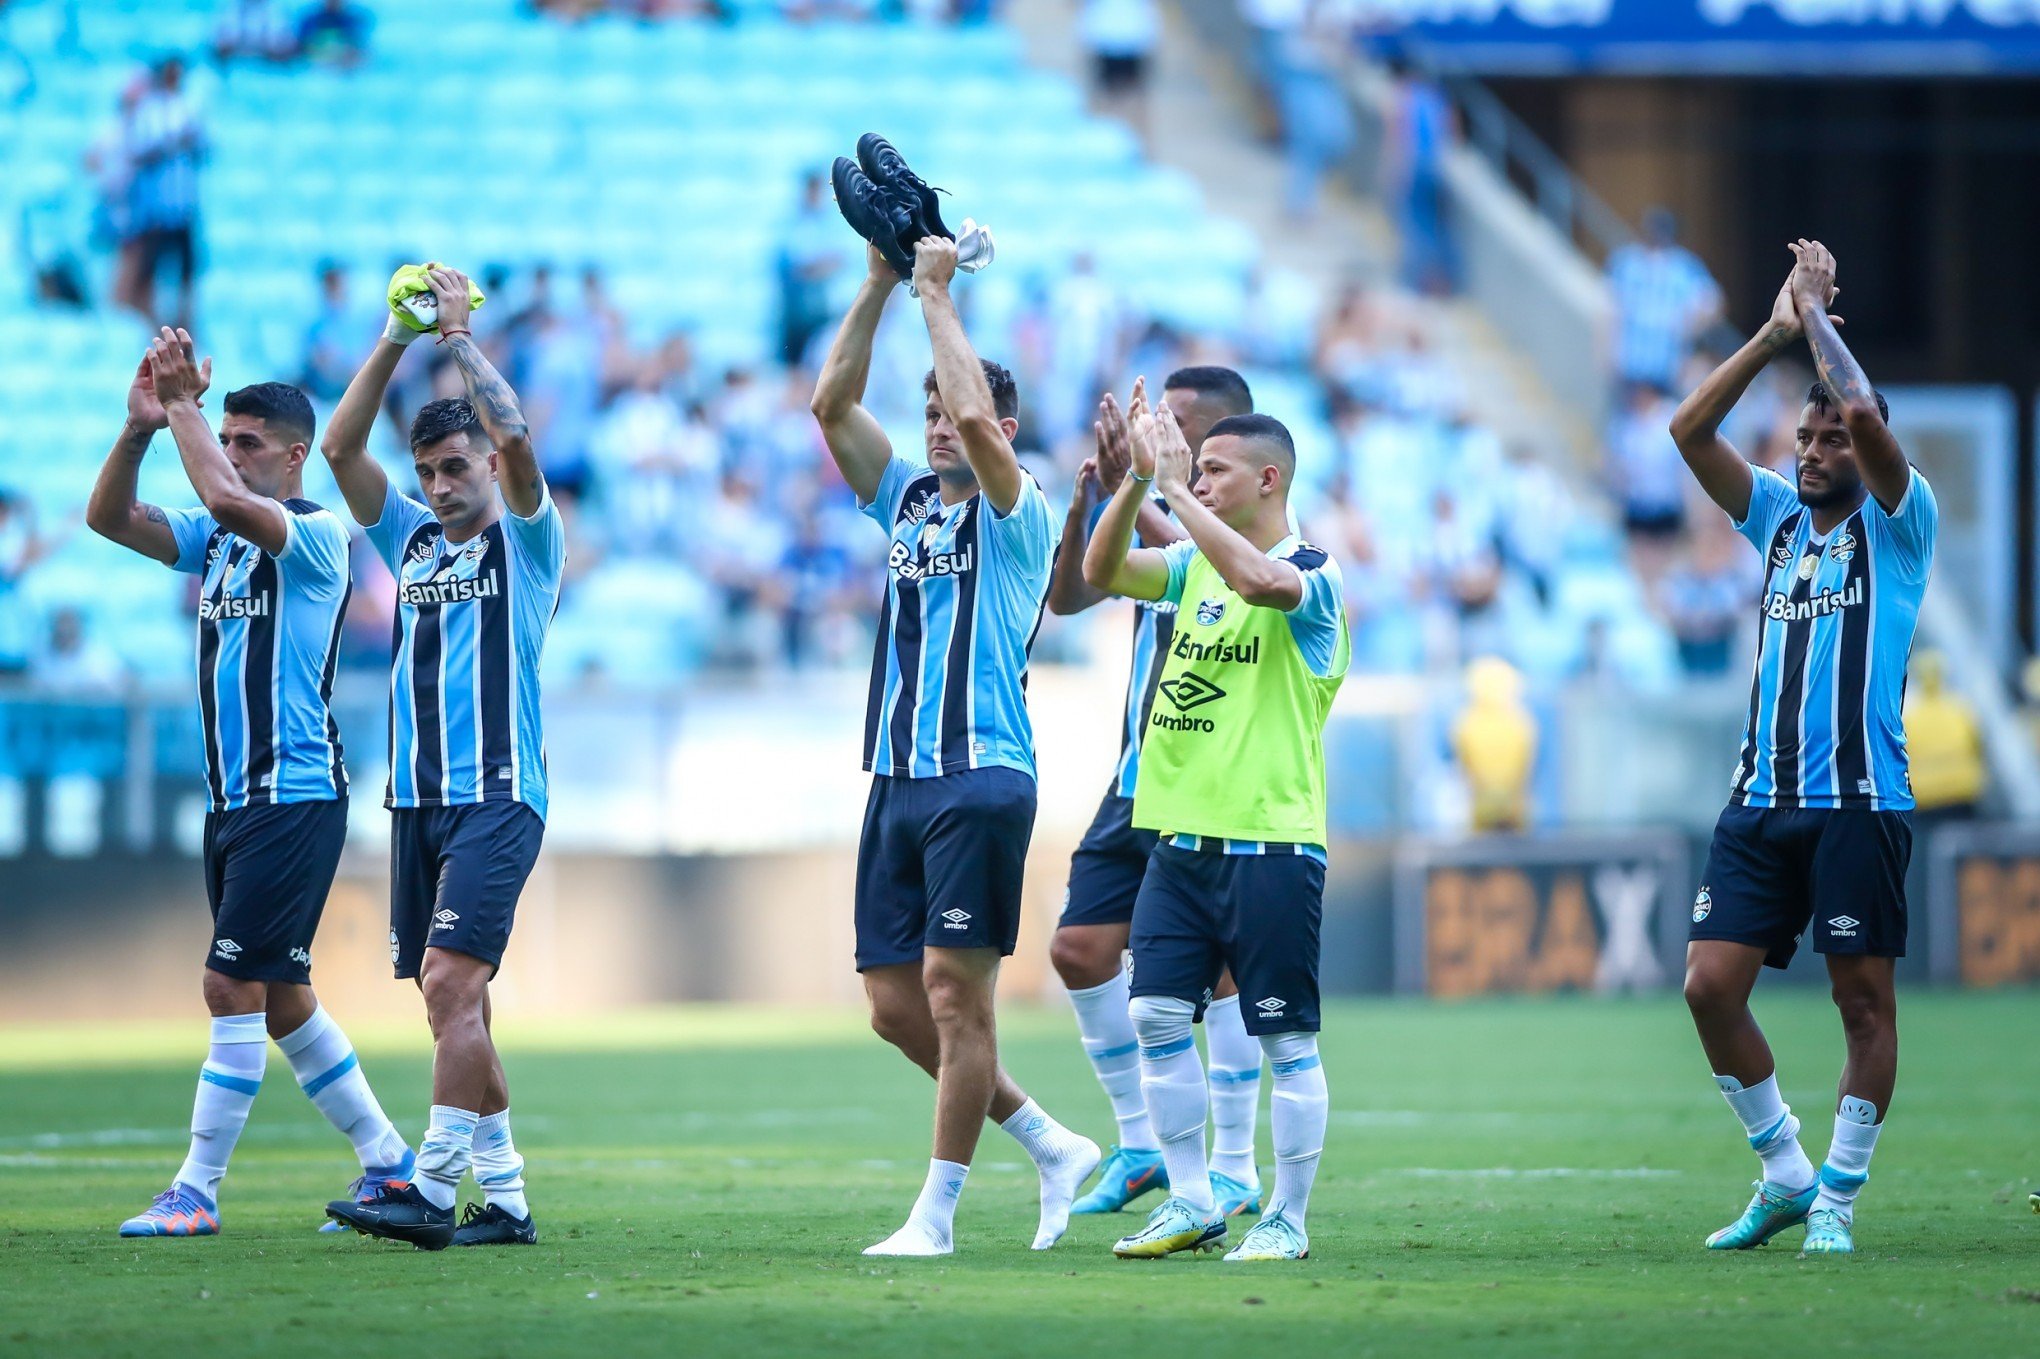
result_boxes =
[1067,973,1157,1151]
[865,1159,968,1256]
[1813,1096,1882,1220]
[1262,1031,1328,1234]
[1714,1072,1816,1190]
[1001,1098,1101,1250]
[1203,993,1263,1186]
[175,1012,269,1202]
[275,1006,408,1173]
[473,1110,529,1220]
[415,1104,478,1211]
[1131,994,1215,1216]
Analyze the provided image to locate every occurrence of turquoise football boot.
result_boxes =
[1112,1196,1227,1259]
[1209,1170,1261,1218]
[1799,1207,1855,1256]
[1706,1180,1816,1249]
[1073,1145,1167,1214]
[1223,1210,1309,1261]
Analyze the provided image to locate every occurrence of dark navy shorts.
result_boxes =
[203,798,348,984]
[854,767,1037,970]
[1691,804,1912,969]
[1058,791,1159,931]
[390,801,545,979]
[1129,842,1323,1035]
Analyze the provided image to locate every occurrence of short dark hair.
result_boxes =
[1163,365,1253,417]
[1807,381,1889,425]
[409,397,487,453]
[923,360,1020,422]
[1206,412,1295,466]
[222,383,314,446]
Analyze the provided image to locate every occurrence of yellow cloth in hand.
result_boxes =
[386,262,486,332]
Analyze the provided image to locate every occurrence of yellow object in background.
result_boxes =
[1906,650,1984,812]
[1454,656,1537,834]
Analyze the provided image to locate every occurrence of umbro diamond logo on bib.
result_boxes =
[1159,673,1226,713]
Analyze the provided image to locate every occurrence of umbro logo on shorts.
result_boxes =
[433,909,460,929]
[940,908,971,929]
[213,939,241,957]
[1828,916,1860,936]
[1255,997,1286,1016]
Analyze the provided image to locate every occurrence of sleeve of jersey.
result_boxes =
[1730,466,1795,552]
[273,510,349,595]
[985,476,1057,575]
[364,483,433,573]
[1158,540,1197,605]
[162,507,217,574]
[504,487,569,592]
[1868,467,1939,583]
[857,456,921,529]
[1281,545,1347,679]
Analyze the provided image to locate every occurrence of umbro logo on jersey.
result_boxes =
[213,939,241,957]
[1159,673,1226,713]
[1771,542,1794,570]
[941,908,972,929]
[1255,997,1286,1016]
[1195,598,1226,626]
[408,537,439,565]
[1828,916,1860,937]
[432,910,460,929]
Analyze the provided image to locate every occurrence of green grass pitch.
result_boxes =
[2,992,2036,1356]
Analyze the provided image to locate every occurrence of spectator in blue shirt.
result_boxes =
[296,0,371,68]
[1605,208,1723,391]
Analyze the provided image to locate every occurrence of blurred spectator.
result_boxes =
[767,510,861,669]
[113,57,206,328]
[0,490,59,674]
[298,262,371,402]
[1080,0,1159,145]
[1605,381,1686,574]
[213,0,298,65]
[1414,490,1503,666]
[1452,656,1536,833]
[1605,208,1723,391]
[83,75,144,253]
[1656,517,1751,677]
[29,609,127,693]
[1906,651,1985,821]
[589,363,716,556]
[776,171,844,367]
[521,297,606,498]
[1491,441,1567,608]
[699,471,788,667]
[1266,2,1356,223]
[1382,46,1459,294]
[295,0,372,69]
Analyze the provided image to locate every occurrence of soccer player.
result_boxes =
[86,329,412,1237]
[1670,240,1937,1257]
[1083,386,1349,1263]
[316,268,565,1250]
[811,238,1099,1256]
[1046,368,1271,1219]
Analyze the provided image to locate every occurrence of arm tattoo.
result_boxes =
[443,334,528,435]
[144,505,167,525]
[1802,311,1872,408]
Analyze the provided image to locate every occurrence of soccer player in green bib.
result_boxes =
[1083,381,1349,1261]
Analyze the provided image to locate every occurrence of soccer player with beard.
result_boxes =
[1045,368,1271,1220]
[1670,241,1937,1257]
[811,238,1099,1256]
[316,268,565,1250]
[88,330,412,1238]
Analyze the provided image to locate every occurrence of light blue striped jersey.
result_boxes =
[1104,496,1177,801]
[1730,465,1937,811]
[1154,533,1346,859]
[366,485,566,819]
[859,456,1059,779]
[163,499,350,810]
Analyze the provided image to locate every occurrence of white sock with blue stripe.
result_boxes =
[276,1007,407,1174]
[1067,973,1156,1151]
[473,1110,529,1219]
[416,1105,479,1211]
[1203,994,1263,1186]
[176,1012,268,1202]
[1714,1072,1816,1191]
[1813,1096,1881,1221]
[1130,994,1215,1216]
[1261,1031,1327,1234]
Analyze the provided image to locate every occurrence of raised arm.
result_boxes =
[1151,406,1302,611]
[809,243,899,505]
[1048,394,1132,615]
[86,354,181,565]
[913,238,1023,514]
[1790,240,1908,512]
[428,266,543,518]
[148,328,291,555]
[1082,379,1172,601]
[318,333,401,526]
[1668,254,1838,522]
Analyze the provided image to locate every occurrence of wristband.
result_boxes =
[435,327,472,345]
[1129,471,1154,484]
